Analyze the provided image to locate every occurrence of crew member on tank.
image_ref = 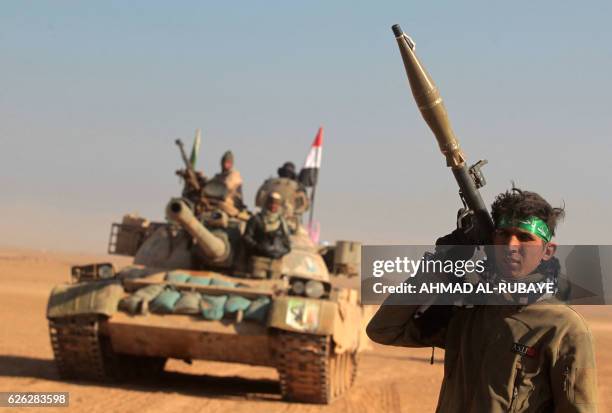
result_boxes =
[276,161,309,220]
[212,150,245,210]
[243,192,291,259]
[277,161,298,181]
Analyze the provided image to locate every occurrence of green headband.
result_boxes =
[498,215,552,243]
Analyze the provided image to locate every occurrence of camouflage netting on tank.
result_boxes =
[118,274,271,323]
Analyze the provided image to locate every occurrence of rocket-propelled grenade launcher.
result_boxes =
[391,24,494,243]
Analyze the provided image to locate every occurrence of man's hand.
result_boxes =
[435,227,477,261]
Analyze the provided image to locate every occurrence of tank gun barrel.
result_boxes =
[166,198,228,261]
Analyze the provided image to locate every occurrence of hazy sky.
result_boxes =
[1,1,611,252]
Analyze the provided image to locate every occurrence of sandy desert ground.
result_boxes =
[0,247,610,412]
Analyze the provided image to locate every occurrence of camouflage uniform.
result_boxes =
[211,150,245,212]
[366,293,597,412]
[243,193,291,259]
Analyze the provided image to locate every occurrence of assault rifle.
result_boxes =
[175,138,203,194]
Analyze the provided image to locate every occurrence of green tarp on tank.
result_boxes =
[149,288,181,314]
[165,271,191,283]
[174,291,202,314]
[210,278,236,288]
[244,296,271,323]
[188,276,211,286]
[225,295,251,313]
[201,295,227,320]
[119,283,165,314]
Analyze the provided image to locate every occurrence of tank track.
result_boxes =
[48,316,109,381]
[275,331,358,404]
[49,316,166,382]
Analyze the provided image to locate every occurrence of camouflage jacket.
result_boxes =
[366,300,597,412]
[243,212,291,259]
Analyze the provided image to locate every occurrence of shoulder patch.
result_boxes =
[511,342,538,358]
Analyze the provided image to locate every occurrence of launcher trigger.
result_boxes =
[456,208,475,233]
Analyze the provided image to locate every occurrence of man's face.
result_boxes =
[267,200,280,213]
[222,159,233,172]
[493,226,557,278]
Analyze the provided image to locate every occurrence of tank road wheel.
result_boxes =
[275,331,358,404]
[48,316,108,381]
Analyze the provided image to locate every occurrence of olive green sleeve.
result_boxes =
[551,329,598,412]
[366,303,452,348]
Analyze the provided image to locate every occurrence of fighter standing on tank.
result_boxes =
[243,192,291,259]
[211,150,246,211]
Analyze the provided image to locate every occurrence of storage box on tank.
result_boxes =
[333,241,361,277]
[108,214,151,256]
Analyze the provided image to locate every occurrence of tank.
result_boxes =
[46,137,368,404]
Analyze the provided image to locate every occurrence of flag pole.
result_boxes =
[308,173,318,227]
[301,126,323,238]
[308,126,323,227]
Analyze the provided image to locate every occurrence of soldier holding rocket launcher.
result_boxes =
[366,25,597,412]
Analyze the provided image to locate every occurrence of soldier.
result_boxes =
[277,161,298,181]
[243,192,291,259]
[276,161,309,227]
[212,150,245,211]
[366,188,597,412]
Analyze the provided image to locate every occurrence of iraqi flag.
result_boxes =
[299,127,323,187]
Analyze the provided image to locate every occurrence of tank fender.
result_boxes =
[332,289,363,353]
[47,280,124,319]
